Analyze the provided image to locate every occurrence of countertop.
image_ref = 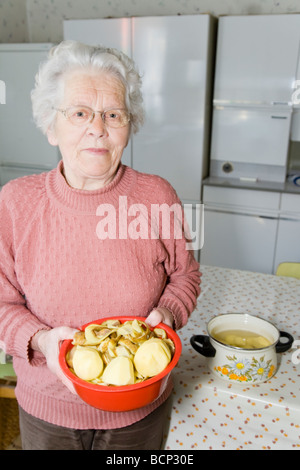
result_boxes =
[203,176,300,195]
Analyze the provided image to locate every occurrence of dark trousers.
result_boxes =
[18,398,171,450]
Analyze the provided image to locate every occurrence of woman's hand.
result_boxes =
[31,326,78,394]
[146,307,174,329]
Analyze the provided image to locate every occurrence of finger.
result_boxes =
[57,327,79,341]
[146,310,163,328]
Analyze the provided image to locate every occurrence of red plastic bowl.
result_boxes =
[59,316,182,412]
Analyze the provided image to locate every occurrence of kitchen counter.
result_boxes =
[163,265,300,450]
[203,176,300,195]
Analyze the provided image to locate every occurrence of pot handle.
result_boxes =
[276,331,294,353]
[190,335,216,358]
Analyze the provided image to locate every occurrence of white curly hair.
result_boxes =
[31,40,145,135]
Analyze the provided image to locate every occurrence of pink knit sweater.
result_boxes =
[0,162,200,429]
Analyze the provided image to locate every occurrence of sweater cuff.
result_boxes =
[157,298,187,331]
[27,328,51,367]
[13,315,51,367]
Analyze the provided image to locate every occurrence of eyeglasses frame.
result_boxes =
[53,106,131,128]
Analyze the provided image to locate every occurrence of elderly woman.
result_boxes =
[0,41,201,450]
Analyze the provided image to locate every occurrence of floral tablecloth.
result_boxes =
[163,265,300,450]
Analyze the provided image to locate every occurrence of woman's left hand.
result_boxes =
[31,326,78,394]
[146,307,174,329]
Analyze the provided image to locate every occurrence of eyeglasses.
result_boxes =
[54,106,130,128]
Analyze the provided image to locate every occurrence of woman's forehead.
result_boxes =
[62,70,126,104]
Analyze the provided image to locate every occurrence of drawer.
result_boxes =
[203,186,280,211]
[280,193,300,214]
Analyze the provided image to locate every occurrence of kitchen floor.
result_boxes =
[5,434,22,450]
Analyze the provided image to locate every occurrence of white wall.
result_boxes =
[1,0,300,43]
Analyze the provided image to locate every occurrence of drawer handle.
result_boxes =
[271,115,287,119]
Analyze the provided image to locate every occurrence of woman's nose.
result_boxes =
[87,113,108,138]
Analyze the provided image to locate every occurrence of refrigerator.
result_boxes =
[0,43,60,188]
[210,15,300,183]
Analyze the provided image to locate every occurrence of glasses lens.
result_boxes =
[103,109,130,128]
[66,106,93,126]
[63,106,130,128]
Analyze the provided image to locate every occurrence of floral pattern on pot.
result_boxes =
[214,355,276,383]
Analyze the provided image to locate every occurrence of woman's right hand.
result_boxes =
[31,327,78,394]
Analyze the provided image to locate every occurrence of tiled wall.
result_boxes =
[0,0,300,44]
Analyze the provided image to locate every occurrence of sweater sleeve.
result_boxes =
[0,184,50,365]
[157,249,201,330]
[153,180,201,330]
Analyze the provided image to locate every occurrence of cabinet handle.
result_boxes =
[271,115,287,119]
[271,101,289,106]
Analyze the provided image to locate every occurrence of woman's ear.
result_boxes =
[46,126,58,146]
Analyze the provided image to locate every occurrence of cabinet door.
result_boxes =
[0,45,59,180]
[132,15,212,201]
[64,16,214,200]
[273,193,300,270]
[64,19,131,56]
[210,106,291,179]
[214,15,300,104]
[63,19,132,167]
[274,219,300,271]
[200,210,278,274]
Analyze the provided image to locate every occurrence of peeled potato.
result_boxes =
[73,346,103,381]
[101,356,135,386]
[246,336,271,349]
[225,334,247,348]
[134,338,171,377]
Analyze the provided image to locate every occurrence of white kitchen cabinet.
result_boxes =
[0,44,60,186]
[63,18,132,168]
[210,14,300,183]
[213,15,300,104]
[210,106,292,182]
[64,15,216,202]
[273,193,300,270]
[131,15,214,201]
[201,185,280,274]
[201,209,278,274]
[274,219,300,270]
[201,184,300,274]
[64,18,132,57]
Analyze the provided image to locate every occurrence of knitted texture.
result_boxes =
[0,162,200,429]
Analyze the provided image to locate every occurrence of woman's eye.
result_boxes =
[107,111,120,120]
[74,110,88,118]
[68,108,91,121]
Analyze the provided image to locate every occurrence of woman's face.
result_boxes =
[47,70,130,190]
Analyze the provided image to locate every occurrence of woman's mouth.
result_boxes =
[84,148,109,155]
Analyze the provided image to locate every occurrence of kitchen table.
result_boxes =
[163,265,300,450]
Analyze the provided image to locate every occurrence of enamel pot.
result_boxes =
[190,313,293,385]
